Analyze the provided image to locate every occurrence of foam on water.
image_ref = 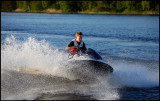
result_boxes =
[106,58,159,88]
[1,35,158,100]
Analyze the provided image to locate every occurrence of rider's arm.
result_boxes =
[65,46,75,51]
[65,41,76,51]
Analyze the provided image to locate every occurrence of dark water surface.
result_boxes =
[1,12,159,100]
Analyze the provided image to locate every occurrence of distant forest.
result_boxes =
[1,1,159,14]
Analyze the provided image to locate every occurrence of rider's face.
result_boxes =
[76,35,82,42]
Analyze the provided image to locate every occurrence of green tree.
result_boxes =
[94,1,105,12]
[30,1,43,11]
[16,1,23,9]
[16,1,30,11]
[79,1,90,11]
[125,1,136,12]
[23,1,29,9]
[116,1,127,12]
[48,1,60,9]
[134,1,143,12]
[1,1,16,12]
[103,1,116,11]
[1,1,159,14]
[154,1,159,12]
[149,0,159,11]
[141,1,150,11]
[42,1,51,9]
[57,1,79,13]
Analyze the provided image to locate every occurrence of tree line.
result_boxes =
[1,1,159,14]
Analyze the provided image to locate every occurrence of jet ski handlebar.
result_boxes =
[68,48,102,60]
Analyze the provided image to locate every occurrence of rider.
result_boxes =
[65,32,87,56]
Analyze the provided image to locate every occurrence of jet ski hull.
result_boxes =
[67,60,113,74]
[65,48,113,79]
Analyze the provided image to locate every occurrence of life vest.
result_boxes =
[69,39,84,55]
[72,39,84,48]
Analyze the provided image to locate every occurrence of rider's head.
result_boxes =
[75,32,82,42]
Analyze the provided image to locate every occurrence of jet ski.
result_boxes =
[66,48,113,74]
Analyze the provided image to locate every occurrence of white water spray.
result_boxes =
[1,35,69,76]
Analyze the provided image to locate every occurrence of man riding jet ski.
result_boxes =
[65,32,87,54]
[65,32,113,74]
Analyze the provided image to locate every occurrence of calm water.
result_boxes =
[1,12,159,100]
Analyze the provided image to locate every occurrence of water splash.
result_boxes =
[1,35,68,75]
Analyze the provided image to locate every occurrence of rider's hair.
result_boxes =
[75,32,82,37]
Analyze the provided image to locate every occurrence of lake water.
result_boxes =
[1,12,159,100]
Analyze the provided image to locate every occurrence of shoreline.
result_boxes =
[2,8,159,15]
